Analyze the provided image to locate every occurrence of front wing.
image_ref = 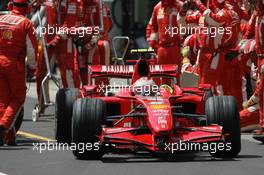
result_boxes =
[100,125,223,152]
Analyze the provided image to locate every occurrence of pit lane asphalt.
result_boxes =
[0,82,264,175]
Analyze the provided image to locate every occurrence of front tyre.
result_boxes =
[72,98,105,160]
[55,88,79,143]
[206,96,241,158]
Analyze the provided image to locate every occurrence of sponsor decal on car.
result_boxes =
[149,65,164,72]
[148,101,165,105]
[101,65,134,74]
[158,116,168,125]
[152,109,170,117]
[150,104,168,109]
[152,109,169,113]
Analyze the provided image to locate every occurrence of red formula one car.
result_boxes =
[55,52,241,160]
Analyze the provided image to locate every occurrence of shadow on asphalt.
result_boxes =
[0,147,30,151]
[22,118,54,122]
[0,138,40,150]
[101,157,236,163]
[99,152,262,163]
[237,155,263,158]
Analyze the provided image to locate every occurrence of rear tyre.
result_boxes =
[206,96,241,158]
[55,88,79,143]
[72,98,105,160]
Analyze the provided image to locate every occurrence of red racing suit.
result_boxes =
[216,2,250,110]
[240,104,259,132]
[36,0,80,106]
[0,11,37,141]
[236,16,259,113]
[146,23,152,46]
[147,1,183,84]
[97,2,112,85]
[244,13,264,129]
[60,0,101,85]
[97,2,112,66]
[147,2,182,65]
[181,33,200,73]
[178,3,232,93]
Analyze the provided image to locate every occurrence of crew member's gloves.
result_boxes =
[181,46,191,58]
[91,35,100,45]
[84,35,98,50]
[245,95,258,108]
[181,47,192,72]
[47,35,61,48]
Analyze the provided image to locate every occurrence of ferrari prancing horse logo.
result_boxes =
[2,30,13,40]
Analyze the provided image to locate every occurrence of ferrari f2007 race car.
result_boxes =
[55,51,241,160]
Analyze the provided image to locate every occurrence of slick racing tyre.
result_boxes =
[15,106,24,132]
[55,88,79,144]
[206,96,241,158]
[72,98,105,160]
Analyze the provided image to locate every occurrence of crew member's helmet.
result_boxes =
[133,77,157,96]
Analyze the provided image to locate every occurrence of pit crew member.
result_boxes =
[0,0,37,145]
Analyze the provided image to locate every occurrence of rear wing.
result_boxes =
[89,65,178,78]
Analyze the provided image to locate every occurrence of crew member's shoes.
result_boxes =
[0,125,5,137]
[6,140,17,146]
[0,125,5,146]
[253,128,264,143]
[5,129,17,146]
[0,138,3,146]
